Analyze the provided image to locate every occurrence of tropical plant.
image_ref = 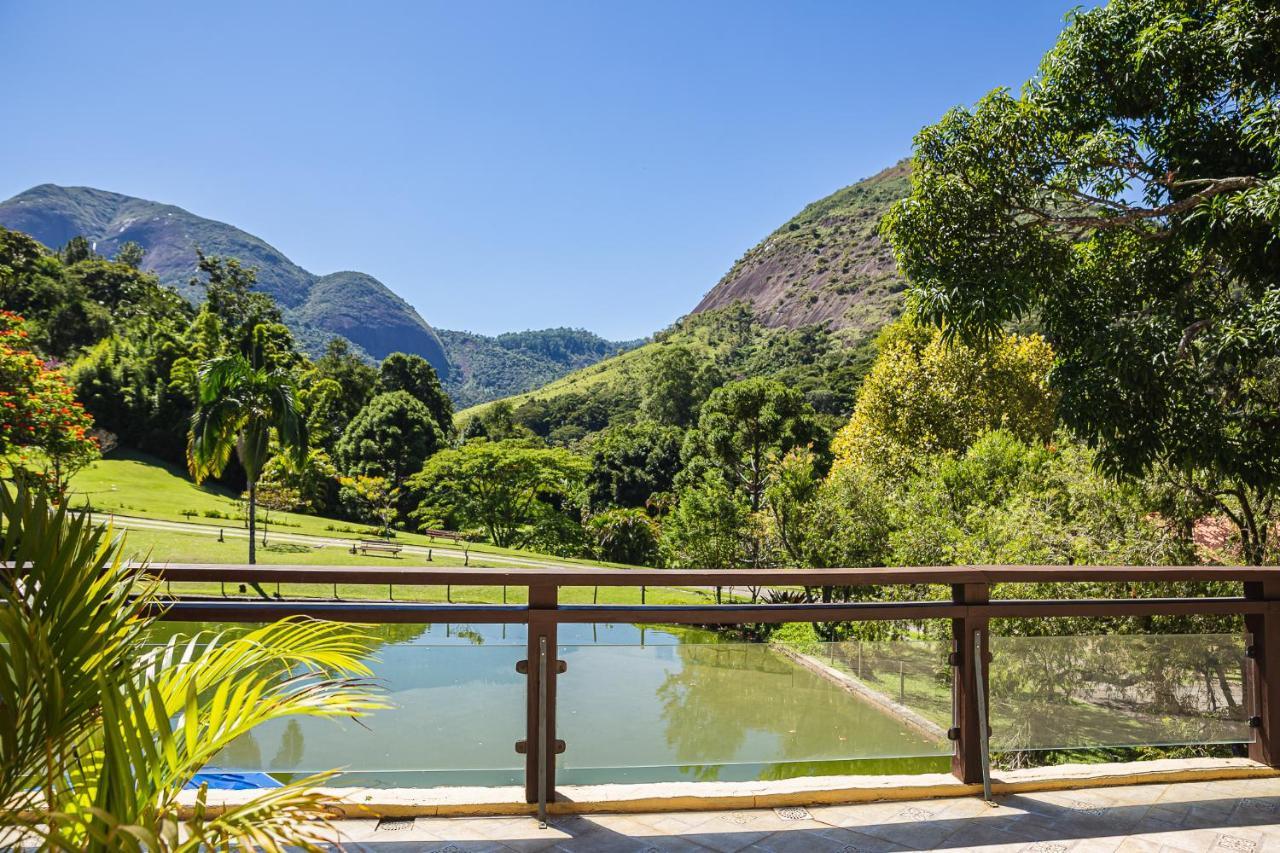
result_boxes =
[587,507,661,566]
[187,343,308,565]
[0,476,384,851]
[375,352,455,437]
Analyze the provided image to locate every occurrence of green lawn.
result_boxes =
[69,449,632,568]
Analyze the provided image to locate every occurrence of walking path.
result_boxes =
[319,776,1280,851]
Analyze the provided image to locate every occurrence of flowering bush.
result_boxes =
[0,311,99,497]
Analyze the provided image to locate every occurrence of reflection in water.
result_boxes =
[156,622,949,788]
[558,641,949,785]
[271,719,305,770]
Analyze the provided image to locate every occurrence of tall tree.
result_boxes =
[187,345,308,566]
[883,0,1280,563]
[641,344,722,427]
[335,390,444,485]
[191,251,283,356]
[682,376,818,511]
[375,352,454,436]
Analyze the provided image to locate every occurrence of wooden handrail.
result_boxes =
[142,562,1280,586]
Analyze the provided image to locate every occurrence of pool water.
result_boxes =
[163,622,951,787]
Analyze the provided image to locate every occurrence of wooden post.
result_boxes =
[1246,580,1280,767]
[524,584,561,807]
[951,582,990,785]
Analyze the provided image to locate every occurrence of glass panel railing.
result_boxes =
[557,631,952,785]
[153,622,525,788]
[989,633,1252,752]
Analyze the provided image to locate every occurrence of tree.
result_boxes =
[191,251,283,356]
[683,376,819,511]
[585,421,683,509]
[0,311,100,499]
[376,352,454,436]
[308,337,377,429]
[187,347,308,566]
[408,439,588,547]
[340,474,399,538]
[641,343,722,427]
[335,391,444,485]
[882,0,1280,563]
[588,507,661,566]
[0,228,111,358]
[830,321,1056,478]
[258,445,338,514]
[461,399,534,441]
[660,472,749,573]
[0,477,383,850]
[113,240,145,269]
[59,235,95,265]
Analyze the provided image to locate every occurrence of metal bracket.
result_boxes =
[947,727,960,742]
[948,651,961,667]
[1250,716,1263,729]
[517,659,567,674]
[516,739,566,754]
[1247,645,1258,659]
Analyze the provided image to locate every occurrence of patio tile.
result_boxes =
[318,779,1280,851]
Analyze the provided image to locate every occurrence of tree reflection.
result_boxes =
[657,644,946,781]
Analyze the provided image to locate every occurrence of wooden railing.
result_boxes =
[150,563,1280,819]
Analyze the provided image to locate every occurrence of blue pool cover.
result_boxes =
[185,772,281,790]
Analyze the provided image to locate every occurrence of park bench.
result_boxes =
[422,528,467,543]
[351,539,403,557]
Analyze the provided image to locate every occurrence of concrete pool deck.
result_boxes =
[316,774,1280,851]
[179,757,1276,820]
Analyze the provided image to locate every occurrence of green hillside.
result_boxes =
[457,305,878,437]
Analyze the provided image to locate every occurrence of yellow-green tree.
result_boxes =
[831,321,1056,477]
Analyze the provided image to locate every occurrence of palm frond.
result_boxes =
[0,478,387,851]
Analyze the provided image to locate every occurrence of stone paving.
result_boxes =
[321,777,1280,851]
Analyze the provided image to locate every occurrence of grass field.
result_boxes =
[69,449,631,568]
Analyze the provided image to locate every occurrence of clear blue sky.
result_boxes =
[1,1,1076,339]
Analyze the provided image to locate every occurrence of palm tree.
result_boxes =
[0,475,385,851]
[188,350,308,566]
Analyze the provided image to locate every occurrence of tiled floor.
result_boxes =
[323,777,1280,851]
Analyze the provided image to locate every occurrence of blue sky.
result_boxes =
[1,1,1074,339]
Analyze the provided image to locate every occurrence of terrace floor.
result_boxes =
[323,776,1280,851]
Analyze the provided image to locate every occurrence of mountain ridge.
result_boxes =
[692,161,910,333]
[0,183,447,370]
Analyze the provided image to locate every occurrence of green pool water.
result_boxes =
[161,622,951,787]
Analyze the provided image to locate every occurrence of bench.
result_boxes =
[351,539,403,556]
[422,528,467,543]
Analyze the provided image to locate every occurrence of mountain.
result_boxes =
[692,161,910,332]
[457,162,914,432]
[0,184,448,372]
[438,327,644,409]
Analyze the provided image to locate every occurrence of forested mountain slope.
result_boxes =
[438,327,643,408]
[0,184,448,370]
